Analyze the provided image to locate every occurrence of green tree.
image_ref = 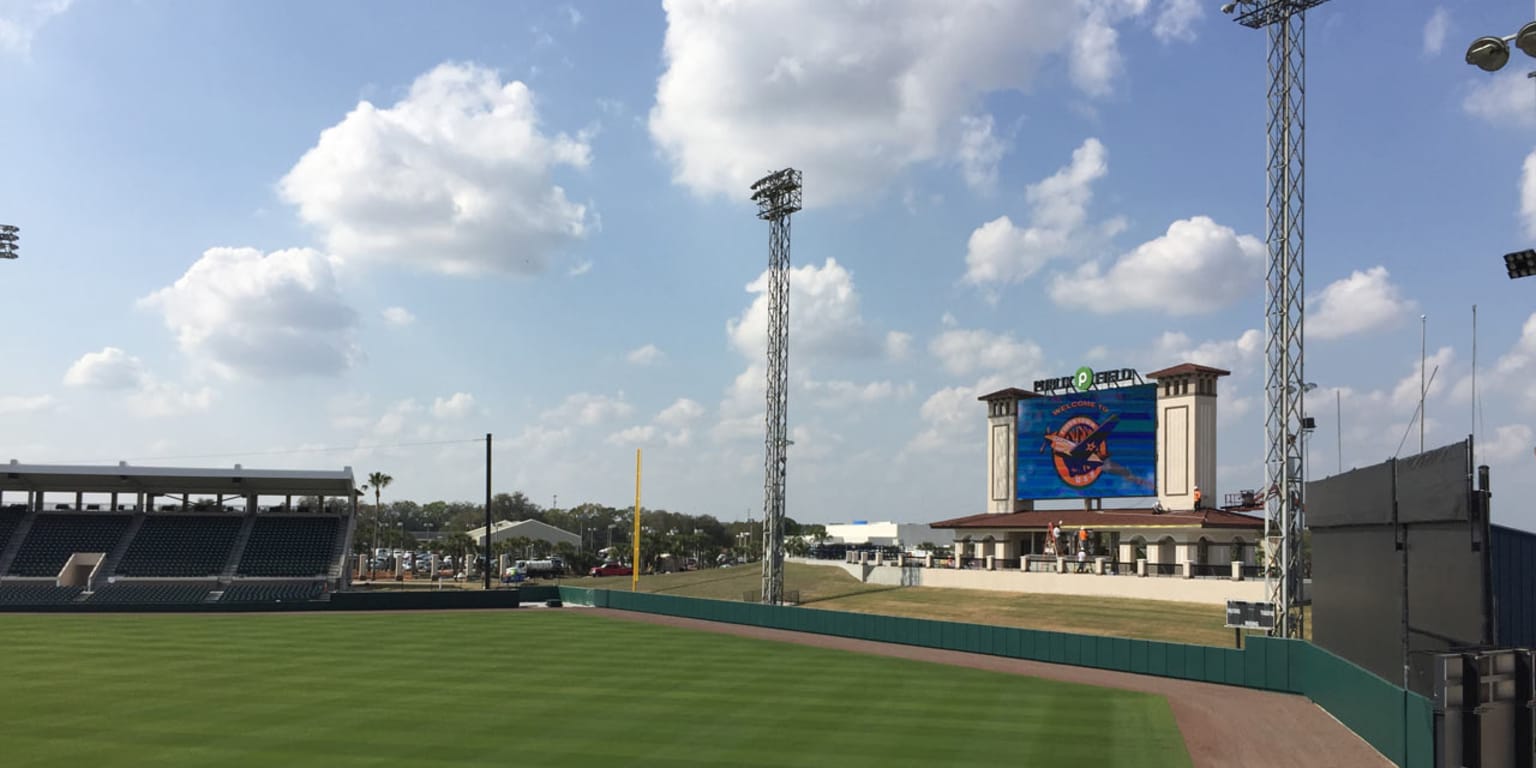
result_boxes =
[786,536,809,557]
[365,471,393,560]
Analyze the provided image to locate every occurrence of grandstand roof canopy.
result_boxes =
[0,462,357,496]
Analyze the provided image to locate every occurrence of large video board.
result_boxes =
[1017,384,1157,500]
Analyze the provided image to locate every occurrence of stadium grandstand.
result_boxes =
[0,461,357,607]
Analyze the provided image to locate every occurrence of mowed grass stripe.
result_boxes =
[0,611,1190,767]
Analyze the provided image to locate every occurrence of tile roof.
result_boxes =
[1145,363,1232,379]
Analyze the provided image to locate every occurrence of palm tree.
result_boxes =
[366,471,393,578]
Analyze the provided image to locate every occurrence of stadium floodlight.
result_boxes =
[1465,17,1536,73]
[1519,21,1536,59]
[1466,35,1512,72]
[1507,248,1536,280]
[0,225,17,260]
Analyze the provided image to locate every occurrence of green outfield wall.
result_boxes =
[560,586,1434,768]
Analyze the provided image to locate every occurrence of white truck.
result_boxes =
[514,558,565,579]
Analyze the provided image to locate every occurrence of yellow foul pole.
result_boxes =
[632,448,642,592]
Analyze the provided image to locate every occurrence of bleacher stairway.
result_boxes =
[220,512,258,580]
[328,514,352,585]
[0,509,38,576]
[92,512,145,590]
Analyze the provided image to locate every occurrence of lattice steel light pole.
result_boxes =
[750,168,801,606]
[1224,0,1333,639]
[0,225,18,260]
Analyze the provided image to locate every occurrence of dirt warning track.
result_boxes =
[586,608,1389,768]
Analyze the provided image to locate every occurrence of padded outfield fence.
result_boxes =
[560,586,1434,768]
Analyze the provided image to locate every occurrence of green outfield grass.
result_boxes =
[0,611,1190,768]
[613,563,1240,646]
[614,561,891,602]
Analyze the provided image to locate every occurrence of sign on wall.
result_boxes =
[1016,384,1157,500]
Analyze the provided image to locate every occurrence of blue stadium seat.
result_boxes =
[8,515,132,577]
[236,517,338,577]
[117,515,242,577]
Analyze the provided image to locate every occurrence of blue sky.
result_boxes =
[2,0,1534,529]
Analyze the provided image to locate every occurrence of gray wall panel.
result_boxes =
[1308,461,1395,528]
[1313,527,1404,684]
[1396,441,1470,524]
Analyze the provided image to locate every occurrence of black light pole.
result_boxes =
[484,432,492,590]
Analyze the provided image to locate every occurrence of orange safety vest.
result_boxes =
[1194,489,1203,504]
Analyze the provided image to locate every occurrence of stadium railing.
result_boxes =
[559,586,1434,768]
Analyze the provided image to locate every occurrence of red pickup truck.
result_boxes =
[589,562,632,577]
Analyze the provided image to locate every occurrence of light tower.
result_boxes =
[0,225,18,259]
[1224,0,1332,639]
[750,168,801,606]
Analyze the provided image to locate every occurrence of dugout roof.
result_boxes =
[0,461,357,496]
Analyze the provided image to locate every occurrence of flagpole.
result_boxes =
[632,448,642,592]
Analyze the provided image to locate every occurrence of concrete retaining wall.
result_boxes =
[789,557,1264,605]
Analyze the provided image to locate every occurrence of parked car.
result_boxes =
[589,562,632,577]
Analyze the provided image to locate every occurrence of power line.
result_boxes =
[55,437,487,465]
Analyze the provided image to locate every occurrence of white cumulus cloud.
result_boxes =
[1454,312,1536,415]
[906,384,982,455]
[0,394,57,414]
[1422,7,1449,56]
[63,347,147,390]
[957,114,1008,193]
[431,392,477,420]
[656,398,704,428]
[964,138,1109,285]
[885,331,913,360]
[542,392,632,426]
[1153,329,1262,372]
[606,425,655,445]
[62,346,212,417]
[138,247,359,379]
[803,378,915,408]
[627,344,664,365]
[1464,71,1536,129]
[1308,266,1417,340]
[728,258,880,360]
[381,306,416,327]
[648,0,1150,206]
[1480,424,1533,462]
[1050,216,1264,315]
[1523,150,1536,239]
[1153,0,1202,43]
[0,0,71,56]
[929,329,1046,378]
[281,62,592,276]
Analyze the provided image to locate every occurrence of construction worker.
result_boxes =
[1193,485,1203,509]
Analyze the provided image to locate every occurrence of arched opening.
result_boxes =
[1130,536,1148,561]
[1157,536,1176,567]
[1196,537,1210,565]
